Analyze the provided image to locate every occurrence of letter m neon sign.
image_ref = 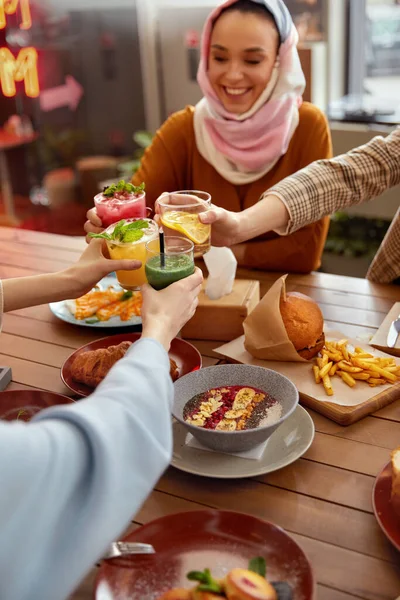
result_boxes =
[0,0,32,30]
[0,47,39,97]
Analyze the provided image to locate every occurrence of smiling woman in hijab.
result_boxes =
[86,0,332,273]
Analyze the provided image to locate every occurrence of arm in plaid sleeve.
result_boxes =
[267,127,400,234]
[366,207,400,283]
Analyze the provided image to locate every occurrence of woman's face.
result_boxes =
[208,10,279,115]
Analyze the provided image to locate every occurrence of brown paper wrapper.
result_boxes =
[243,275,307,362]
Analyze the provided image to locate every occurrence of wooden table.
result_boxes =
[1,227,400,600]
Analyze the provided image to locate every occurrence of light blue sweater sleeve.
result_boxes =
[0,337,173,600]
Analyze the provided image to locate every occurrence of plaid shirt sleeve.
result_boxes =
[266,127,400,283]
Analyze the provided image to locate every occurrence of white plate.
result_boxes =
[49,275,142,328]
[171,405,314,479]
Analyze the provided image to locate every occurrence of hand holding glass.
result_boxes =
[105,218,159,290]
[158,190,211,257]
[145,237,195,290]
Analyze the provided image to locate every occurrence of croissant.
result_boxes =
[71,341,180,388]
[170,358,179,382]
[71,341,132,388]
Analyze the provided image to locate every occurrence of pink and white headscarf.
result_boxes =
[194,0,306,185]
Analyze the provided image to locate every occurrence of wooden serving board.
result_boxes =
[214,334,400,426]
[298,384,400,426]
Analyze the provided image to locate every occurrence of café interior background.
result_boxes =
[0,0,399,276]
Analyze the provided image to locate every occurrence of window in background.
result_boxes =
[348,0,400,116]
[1,0,147,206]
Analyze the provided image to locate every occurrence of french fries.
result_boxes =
[311,340,400,396]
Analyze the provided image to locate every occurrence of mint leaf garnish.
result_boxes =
[112,219,126,241]
[122,229,144,243]
[125,219,149,231]
[103,180,145,197]
[121,291,133,301]
[87,232,112,240]
[88,218,149,243]
[187,571,209,584]
[187,569,223,594]
[197,582,223,593]
[248,557,266,578]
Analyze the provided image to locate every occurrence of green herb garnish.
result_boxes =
[85,318,100,324]
[88,218,149,244]
[187,569,223,594]
[102,179,145,197]
[248,557,267,578]
[121,291,133,301]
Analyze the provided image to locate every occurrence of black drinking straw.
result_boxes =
[159,229,165,268]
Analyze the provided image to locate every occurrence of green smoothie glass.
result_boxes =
[145,236,195,290]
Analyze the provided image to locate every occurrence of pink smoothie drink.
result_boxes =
[94,180,146,227]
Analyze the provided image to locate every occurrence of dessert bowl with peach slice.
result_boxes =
[157,557,293,600]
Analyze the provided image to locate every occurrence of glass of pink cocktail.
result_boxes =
[94,180,148,227]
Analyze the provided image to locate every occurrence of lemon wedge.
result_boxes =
[160,211,210,245]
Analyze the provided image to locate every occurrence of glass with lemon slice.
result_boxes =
[158,191,211,257]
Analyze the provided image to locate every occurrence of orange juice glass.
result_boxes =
[105,218,159,290]
[158,190,211,257]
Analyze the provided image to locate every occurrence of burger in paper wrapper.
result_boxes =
[243,275,325,362]
[280,292,325,360]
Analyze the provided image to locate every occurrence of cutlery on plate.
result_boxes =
[387,316,400,348]
[102,542,155,559]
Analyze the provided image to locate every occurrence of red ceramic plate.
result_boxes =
[61,333,202,397]
[0,390,74,421]
[94,510,315,600]
[372,461,400,551]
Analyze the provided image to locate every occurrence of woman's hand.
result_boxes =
[199,195,290,247]
[199,206,241,247]
[140,268,203,351]
[154,193,241,247]
[66,239,141,298]
[84,207,103,242]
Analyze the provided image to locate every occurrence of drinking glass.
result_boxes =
[95,189,150,227]
[158,190,211,257]
[145,236,195,290]
[105,218,159,290]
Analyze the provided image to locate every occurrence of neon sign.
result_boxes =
[0,0,39,98]
[0,47,39,97]
[0,0,32,30]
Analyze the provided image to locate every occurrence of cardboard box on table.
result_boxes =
[181,279,260,341]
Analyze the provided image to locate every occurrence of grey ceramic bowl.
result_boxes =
[173,364,299,453]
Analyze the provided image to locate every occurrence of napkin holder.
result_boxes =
[181,279,260,341]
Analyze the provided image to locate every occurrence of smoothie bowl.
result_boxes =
[173,364,299,452]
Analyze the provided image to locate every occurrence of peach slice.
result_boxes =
[224,568,277,600]
[157,589,192,600]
